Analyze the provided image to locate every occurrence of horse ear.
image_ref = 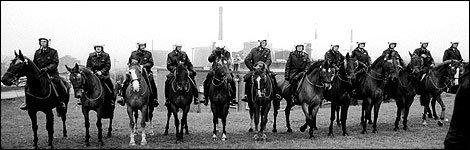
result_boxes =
[346,53,350,59]
[408,51,413,58]
[14,50,18,57]
[65,65,72,72]
[74,63,79,71]
[18,50,25,60]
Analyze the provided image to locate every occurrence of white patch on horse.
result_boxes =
[130,69,140,92]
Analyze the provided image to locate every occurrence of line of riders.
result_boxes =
[18,38,464,113]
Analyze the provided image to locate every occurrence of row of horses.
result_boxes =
[1,50,465,148]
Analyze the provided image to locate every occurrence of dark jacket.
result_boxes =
[33,47,59,76]
[244,46,272,71]
[128,49,154,73]
[351,47,371,66]
[86,52,111,76]
[413,47,434,67]
[324,49,344,67]
[208,47,231,69]
[382,48,405,66]
[167,50,194,73]
[443,47,463,62]
[285,51,311,80]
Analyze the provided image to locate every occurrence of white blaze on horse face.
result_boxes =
[130,69,140,92]
[256,76,262,97]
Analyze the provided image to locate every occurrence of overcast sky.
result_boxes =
[1,1,468,68]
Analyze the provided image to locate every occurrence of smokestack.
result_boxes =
[218,6,223,41]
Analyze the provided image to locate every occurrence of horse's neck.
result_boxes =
[25,60,49,92]
[83,71,101,97]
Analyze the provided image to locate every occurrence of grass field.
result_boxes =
[1,93,454,149]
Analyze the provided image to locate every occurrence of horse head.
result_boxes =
[319,61,336,90]
[408,52,424,75]
[213,57,229,79]
[173,63,190,93]
[252,61,271,98]
[128,59,143,92]
[345,53,362,80]
[66,63,87,98]
[2,50,34,86]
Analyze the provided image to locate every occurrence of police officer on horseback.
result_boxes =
[382,42,406,67]
[413,42,435,80]
[20,38,67,110]
[118,42,159,107]
[285,44,311,105]
[85,44,115,106]
[351,42,371,67]
[203,41,237,106]
[325,43,344,68]
[241,40,279,103]
[164,43,199,106]
[443,41,463,91]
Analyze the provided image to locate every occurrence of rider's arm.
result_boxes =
[184,54,194,71]
[265,49,272,67]
[102,53,111,75]
[442,49,450,62]
[244,49,254,71]
[86,54,93,69]
[44,49,59,71]
[166,53,175,72]
[143,52,154,68]
[285,52,292,80]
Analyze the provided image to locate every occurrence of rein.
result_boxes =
[305,70,325,88]
[81,71,104,101]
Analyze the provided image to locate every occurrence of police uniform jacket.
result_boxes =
[86,51,111,76]
[167,50,194,73]
[244,46,272,71]
[351,47,371,66]
[128,49,154,73]
[285,50,311,80]
[443,47,463,62]
[33,47,59,76]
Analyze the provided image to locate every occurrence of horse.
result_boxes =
[208,58,232,141]
[65,63,116,146]
[418,59,460,126]
[123,60,154,146]
[247,61,276,141]
[323,53,355,136]
[351,54,398,134]
[276,60,335,138]
[1,50,70,149]
[388,52,422,131]
[166,63,195,141]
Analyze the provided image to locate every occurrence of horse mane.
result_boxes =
[306,60,325,74]
[370,55,386,69]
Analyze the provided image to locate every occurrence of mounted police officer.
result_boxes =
[20,38,67,110]
[164,43,199,106]
[351,42,371,67]
[413,42,435,80]
[118,42,159,107]
[240,40,279,103]
[324,43,344,68]
[85,44,115,107]
[381,42,405,67]
[443,41,463,91]
[203,41,237,106]
[285,44,311,104]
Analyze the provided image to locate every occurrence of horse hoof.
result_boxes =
[437,121,443,126]
[393,127,399,131]
[343,132,349,136]
[403,127,408,131]
[361,130,366,134]
[141,140,147,146]
[248,128,254,132]
[32,145,39,149]
[253,134,259,141]
[47,145,53,149]
[99,142,104,146]
[328,132,333,136]
[164,131,169,135]
[185,131,189,135]
[422,122,428,126]
[85,143,90,147]
[287,128,293,133]
[309,135,314,139]
[272,129,277,133]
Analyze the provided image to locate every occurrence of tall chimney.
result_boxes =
[218,6,223,40]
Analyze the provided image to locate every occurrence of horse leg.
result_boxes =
[328,103,336,136]
[148,106,154,136]
[336,105,341,127]
[212,112,218,141]
[181,106,190,141]
[260,103,271,141]
[96,115,104,146]
[27,110,39,149]
[127,106,136,146]
[372,101,382,133]
[430,96,438,120]
[340,101,350,136]
[164,108,171,135]
[61,109,67,138]
[253,105,260,141]
[45,109,54,149]
[403,96,414,131]
[435,95,446,126]
[107,117,113,138]
[222,115,227,141]
[285,102,293,133]
[309,104,321,139]
[140,107,148,146]
[272,100,280,133]
[361,98,372,134]
[248,103,254,132]
[394,99,403,131]
[173,109,181,141]
[82,109,91,147]
[300,103,310,133]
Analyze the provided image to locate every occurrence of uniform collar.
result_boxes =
[41,47,48,53]
[96,52,102,56]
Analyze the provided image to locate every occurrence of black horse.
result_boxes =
[324,53,355,136]
[418,59,460,126]
[66,64,116,146]
[167,63,195,141]
[1,50,70,149]
[208,58,232,141]
[352,54,398,134]
[276,60,335,138]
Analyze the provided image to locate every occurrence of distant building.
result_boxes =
[58,55,80,73]
[152,50,171,67]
